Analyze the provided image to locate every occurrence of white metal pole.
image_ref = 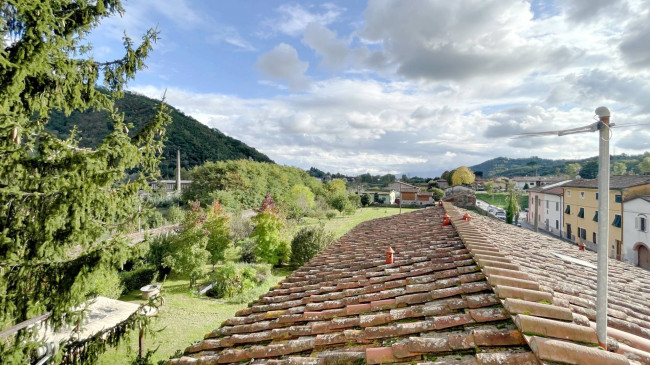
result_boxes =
[595,106,610,349]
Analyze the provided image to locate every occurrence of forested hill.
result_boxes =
[471,155,648,177]
[46,91,273,177]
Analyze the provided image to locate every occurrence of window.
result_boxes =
[593,232,597,244]
[546,200,549,209]
[580,191,585,198]
[578,228,587,240]
[612,214,622,228]
[593,211,598,222]
[565,205,571,214]
[615,194,622,203]
[567,190,572,197]
[556,202,559,211]
[596,193,599,200]
[636,215,648,232]
[556,220,559,229]
[578,207,585,218]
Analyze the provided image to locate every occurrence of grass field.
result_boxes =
[97,206,415,364]
[300,206,415,239]
[475,193,528,210]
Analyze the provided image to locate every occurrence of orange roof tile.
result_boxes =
[167,208,533,364]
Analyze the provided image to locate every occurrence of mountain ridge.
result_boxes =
[46,91,273,177]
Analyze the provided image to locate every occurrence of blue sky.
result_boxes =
[88,0,650,177]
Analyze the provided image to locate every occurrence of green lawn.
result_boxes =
[97,206,412,364]
[97,268,291,365]
[300,206,415,239]
[475,193,528,210]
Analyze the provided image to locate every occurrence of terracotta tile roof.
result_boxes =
[445,204,650,365]
[562,175,650,189]
[167,208,535,364]
[167,206,649,365]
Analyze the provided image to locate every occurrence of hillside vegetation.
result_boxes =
[47,91,272,177]
[471,154,649,178]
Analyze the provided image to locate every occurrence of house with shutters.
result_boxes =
[387,181,434,206]
[562,175,650,259]
[526,180,572,237]
[623,196,650,270]
[167,206,650,365]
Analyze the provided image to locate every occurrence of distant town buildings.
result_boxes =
[526,175,650,269]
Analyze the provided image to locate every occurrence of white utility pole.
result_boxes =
[516,106,614,349]
[595,106,611,349]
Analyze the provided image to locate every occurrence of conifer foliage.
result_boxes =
[1,1,169,362]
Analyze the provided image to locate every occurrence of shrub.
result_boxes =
[147,233,176,277]
[290,226,335,266]
[326,211,337,220]
[237,238,257,263]
[206,263,270,299]
[119,266,157,294]
[348,194,361,209]
[167,205,184,224]
[230,214,254,241]
[86,267,124,299]
[360,193,371,206]
[251,194,290,266]
[144,209,166,229]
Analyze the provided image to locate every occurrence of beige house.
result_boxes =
[562,175,650,259]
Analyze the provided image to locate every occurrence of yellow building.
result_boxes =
[563,175,650,259]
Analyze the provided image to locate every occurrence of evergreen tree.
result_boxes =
[0,1,168,362]
[505,189,521,224]
[163,202,209,287]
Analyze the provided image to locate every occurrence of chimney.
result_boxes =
[176,149,181,193]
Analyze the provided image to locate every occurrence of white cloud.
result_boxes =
[263,3,344,37]
[129,77,650,177]
[302,23,350,70]
[256,43,312,91]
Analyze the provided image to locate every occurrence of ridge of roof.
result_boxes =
[562,175,650,189]
[166,208,535,364]
[444,203,650,365]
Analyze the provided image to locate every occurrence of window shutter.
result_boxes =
[636,216,640,230]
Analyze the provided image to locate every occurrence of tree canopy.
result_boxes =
[579,160,599,179]
[1,1,169,362]
[450,166,476,186]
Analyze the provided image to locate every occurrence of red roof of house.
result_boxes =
[168,207,650,365]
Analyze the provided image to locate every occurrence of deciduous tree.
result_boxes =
[251,194,289,266]
[205,200,231,266]
[639,156,650,174]
[565,163,582,178]
[612,161,627,175]
[450,166,475,186]
[579,160,599,179]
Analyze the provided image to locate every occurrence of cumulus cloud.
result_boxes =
[256,43,311,91]
[556,0,629,23]
[619,11,650,70]
[302,23,350,70]
[358,0,578,82]
[263,3,344,37]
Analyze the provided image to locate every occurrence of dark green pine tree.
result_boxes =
[0,1,170,363]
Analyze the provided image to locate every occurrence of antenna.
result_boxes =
[515,107,611,350]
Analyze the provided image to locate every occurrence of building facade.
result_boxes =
[623,196,650,269]
[562,175,650,260]
[527,182,569,237]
